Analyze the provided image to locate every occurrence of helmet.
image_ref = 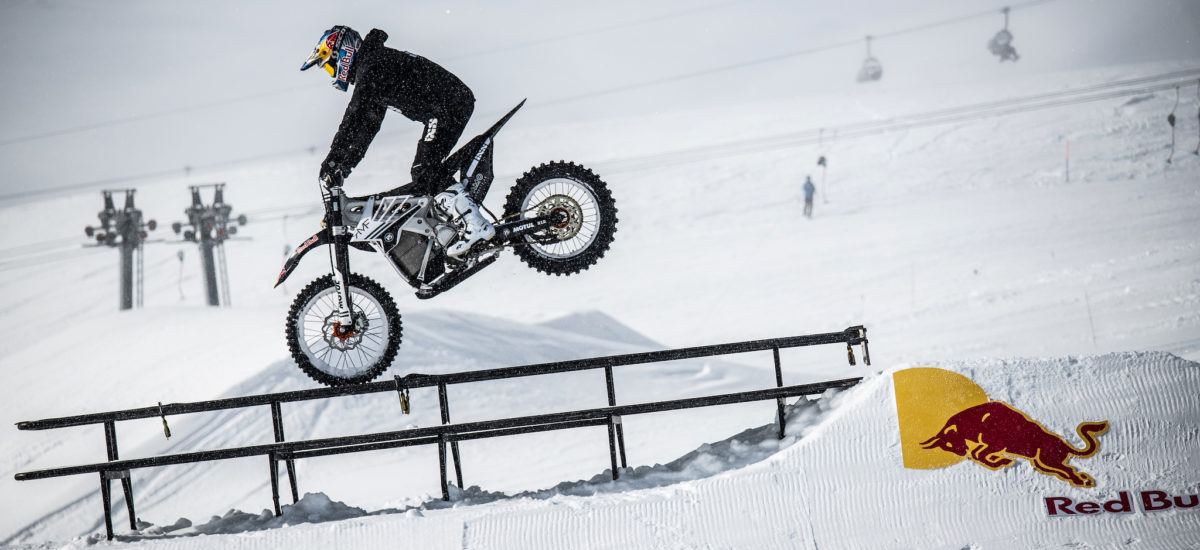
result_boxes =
[300,26,363,92]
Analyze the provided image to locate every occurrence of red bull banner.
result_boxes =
[892,364,1199,531]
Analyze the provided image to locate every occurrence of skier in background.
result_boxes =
[300,25,494,257]
[802,175,816,219]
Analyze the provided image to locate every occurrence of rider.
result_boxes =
[301,25,495,257]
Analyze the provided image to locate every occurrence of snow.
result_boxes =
[2,39,1199,550]
[48,391,836,547]
[10,354,1199,549]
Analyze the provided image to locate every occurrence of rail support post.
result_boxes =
[270,401,299,504]
[101,421,136,538]
[604,365,628,468]
[120,474,136,531]
[99,471,113,540]
[438,435,450,501]
[269,452,282,516]
[437,383,464,489]
[98,469,131,540]
[773,347,787,440]
[284,458,299,505]
[607,415,622,480]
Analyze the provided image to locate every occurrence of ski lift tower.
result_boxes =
[84,189,157,311]
[170,184,247,307]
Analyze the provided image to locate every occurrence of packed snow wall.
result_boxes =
[453,353,1199,549]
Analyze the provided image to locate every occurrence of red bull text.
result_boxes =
[1046,489,1199,516]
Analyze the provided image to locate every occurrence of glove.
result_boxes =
[319,160,346,188]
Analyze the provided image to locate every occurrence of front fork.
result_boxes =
[324,186,355,326]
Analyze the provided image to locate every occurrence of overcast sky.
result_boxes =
[0,0,1196,201]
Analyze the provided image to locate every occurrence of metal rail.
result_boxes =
[17,326,867,431]
[16,379,861,481]
[13,325,869,540]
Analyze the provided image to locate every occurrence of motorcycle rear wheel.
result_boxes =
[285,273,402,386]
[503,161,618,276]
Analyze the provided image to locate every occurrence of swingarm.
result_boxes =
[494,211,568,243]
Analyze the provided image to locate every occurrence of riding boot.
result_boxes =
[435,183,496,258]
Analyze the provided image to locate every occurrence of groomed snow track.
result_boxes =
[13,326,869,540]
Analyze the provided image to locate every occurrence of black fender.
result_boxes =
[275,229,332,288]
[275,228,376,287]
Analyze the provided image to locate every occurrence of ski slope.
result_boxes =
[2,58,1199,548]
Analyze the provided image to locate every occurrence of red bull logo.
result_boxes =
[894,368,1110,488]
[336,44,356,81]
[920,401,1109,487]
[275,235,320,286]
[296,234,319,254]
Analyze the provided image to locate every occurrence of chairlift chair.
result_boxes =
[988,7,1019,62]
[857,36,883,82]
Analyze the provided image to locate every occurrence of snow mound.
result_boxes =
[6,494,367,549]
[481,352,1200,549]
[138,493,365,539]
[538,310,661,348]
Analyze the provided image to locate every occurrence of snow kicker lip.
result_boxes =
[895,367,1110,488]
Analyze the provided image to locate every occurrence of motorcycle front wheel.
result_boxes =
[285,273,402,386]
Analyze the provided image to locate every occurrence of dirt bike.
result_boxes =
[274,100,618,387]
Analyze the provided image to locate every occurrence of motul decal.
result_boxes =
[894,368,1109,488]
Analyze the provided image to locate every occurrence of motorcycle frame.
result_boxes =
[275,99,567,318]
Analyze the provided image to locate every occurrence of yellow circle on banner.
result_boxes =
[893,367,990,469]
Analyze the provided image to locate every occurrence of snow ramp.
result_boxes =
[77,352,1198,550]
[462,353,1200,549]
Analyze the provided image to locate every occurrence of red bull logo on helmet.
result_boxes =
[336,44,356,82]
[894,367,1110,488]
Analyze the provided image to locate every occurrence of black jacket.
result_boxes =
[323,29,475,174]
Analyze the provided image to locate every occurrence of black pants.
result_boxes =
[411,100,474,196]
